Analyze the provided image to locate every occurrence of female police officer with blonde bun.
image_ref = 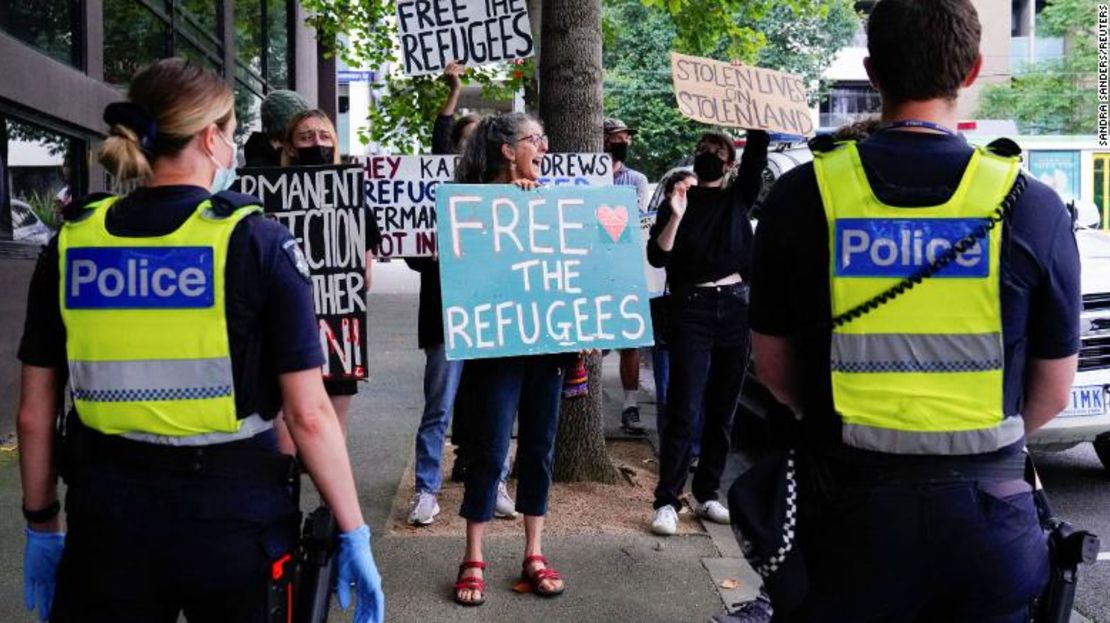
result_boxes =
[16,58,383,622]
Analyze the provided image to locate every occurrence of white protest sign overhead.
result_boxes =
[670,52,815,136]
[395,0,535,77]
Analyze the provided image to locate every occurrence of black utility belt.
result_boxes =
[825,452,1027,486]
[70,432,297,486]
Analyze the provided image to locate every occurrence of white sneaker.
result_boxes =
[494,482,518,519]
[408,491,440,526]
[651,506,679,536]
[695,500,730,525]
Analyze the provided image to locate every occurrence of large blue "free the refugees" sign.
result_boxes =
[437,184,655,360]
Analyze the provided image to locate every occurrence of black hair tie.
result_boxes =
[103,102,158,154]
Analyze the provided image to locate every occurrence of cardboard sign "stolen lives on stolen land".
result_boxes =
[670,52,815,137]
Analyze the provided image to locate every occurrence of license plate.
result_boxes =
[1061,385,1107,418]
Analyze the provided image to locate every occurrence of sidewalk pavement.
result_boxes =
[0,293,745,623]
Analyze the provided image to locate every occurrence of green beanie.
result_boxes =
[261,90,310,138]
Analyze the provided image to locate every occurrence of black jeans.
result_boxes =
[654,282,750,511]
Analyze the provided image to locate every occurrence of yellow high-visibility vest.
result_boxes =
[58,195,260,436]
[814,141,1023,455]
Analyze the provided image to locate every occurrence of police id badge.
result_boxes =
[834,218,988,279]
[65,247,215,309]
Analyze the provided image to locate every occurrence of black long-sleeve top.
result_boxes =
[403,114,456,348]
[647,130,769,288]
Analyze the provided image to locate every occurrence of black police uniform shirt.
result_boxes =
[18,185,325,446]
[750,131,1081,462]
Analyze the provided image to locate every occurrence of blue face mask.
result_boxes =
[208,130,238,194]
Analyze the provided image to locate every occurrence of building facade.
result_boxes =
[0,0,334,434]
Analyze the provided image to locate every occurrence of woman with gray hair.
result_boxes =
[451,112,568,606]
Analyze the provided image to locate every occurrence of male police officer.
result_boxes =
[750,0,1080,620]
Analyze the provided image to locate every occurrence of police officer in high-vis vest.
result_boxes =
[17,59,384,622]
[749,0,1080,621]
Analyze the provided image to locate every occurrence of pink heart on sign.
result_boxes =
[596,205,629,243]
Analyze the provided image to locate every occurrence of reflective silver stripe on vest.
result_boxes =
[121,413,273,447]
[831,333,1003,374]
[70,358,233,399]
[842,415,1025,455]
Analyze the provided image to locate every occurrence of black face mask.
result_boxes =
[296,146,334,166]
[693,152,726,183]
[607,142,630,163]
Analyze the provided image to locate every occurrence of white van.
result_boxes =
[1039,201,1110,470]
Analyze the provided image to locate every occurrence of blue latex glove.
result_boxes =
[24,527,65,622]
[334,524,384,623]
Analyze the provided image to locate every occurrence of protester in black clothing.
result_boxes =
[401,61,514,526]
[271,109,382,455]
[647,129,769,535]
[243,89,309,167]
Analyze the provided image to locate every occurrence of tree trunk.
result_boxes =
[539,0,617,483]
[538,0,603,154]
[553,353,618,483]
[524,0,542,112]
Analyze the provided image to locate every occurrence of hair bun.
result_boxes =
[103,102,158,154]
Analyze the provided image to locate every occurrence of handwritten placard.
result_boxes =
[395,0,535,77]
[366,153,612,258]
[670,52,814,136]
[436,184,654,359]
[234,165,368,380]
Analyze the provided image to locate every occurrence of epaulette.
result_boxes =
[209,190,263,217]
[62,192,114,222]
[807,134,839,154]
[985,138,1022,158]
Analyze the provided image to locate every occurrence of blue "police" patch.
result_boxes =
[834,218,988,278]
[65,247,215,309]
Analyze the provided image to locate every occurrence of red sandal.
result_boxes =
[521,554,565,597]
[454,561,487,607]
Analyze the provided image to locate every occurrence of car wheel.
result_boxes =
[1095,433,1110,473]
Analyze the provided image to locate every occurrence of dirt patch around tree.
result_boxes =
[387,439,704,537]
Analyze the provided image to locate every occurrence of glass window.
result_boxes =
[104,0,172,85]
[177,37,221,72]
[235,72,265,140]
[0,0,79,67]
[266,0,291,89]
[176,0,220,38]
[175,4,224,72]
[235,0,263,76]
[820,82,882,129]
[2,115,86,243]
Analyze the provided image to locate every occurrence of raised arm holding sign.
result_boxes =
[670,52,814,136]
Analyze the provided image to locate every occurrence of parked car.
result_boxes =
[1045,202,1110,469]
[11,198,53,245]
